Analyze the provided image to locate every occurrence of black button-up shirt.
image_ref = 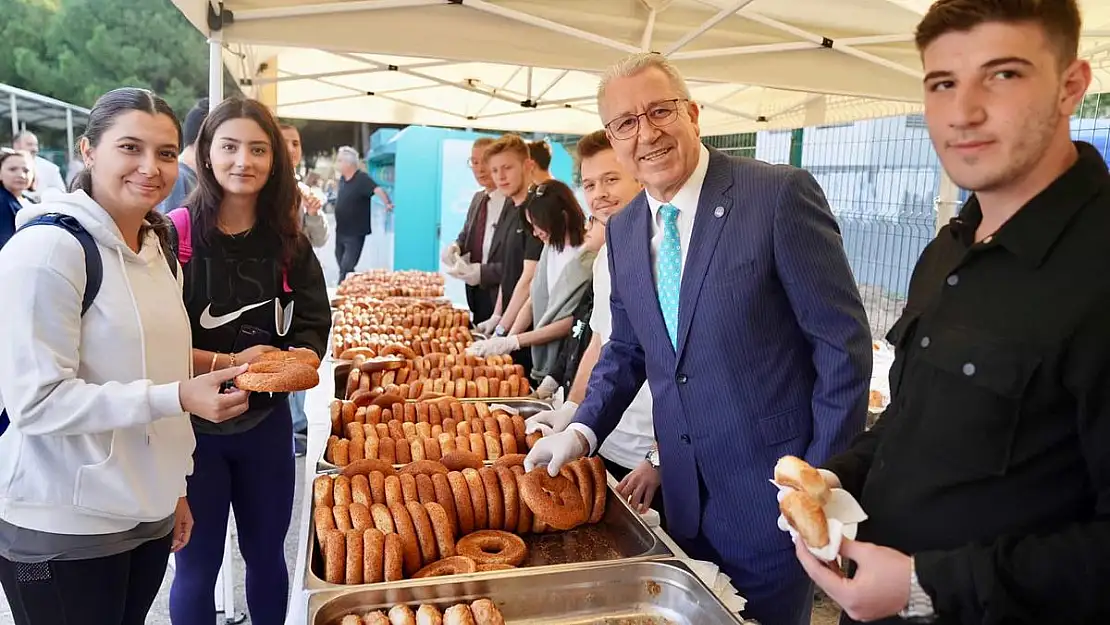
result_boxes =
[825,142,1110,625]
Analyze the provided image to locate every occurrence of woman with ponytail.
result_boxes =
[0,87,252,625]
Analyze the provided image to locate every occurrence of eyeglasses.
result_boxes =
[604,98,688,140]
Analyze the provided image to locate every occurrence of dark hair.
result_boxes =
[183,98,209,148]
[71,87,182,250]
[187,97,302,266]
[528,140,552,171]
[915,0,1081,64]
[574,130,613,175]
[524,179,585,252]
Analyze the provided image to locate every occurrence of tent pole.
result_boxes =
[209,30,224,110]
[664,0,756,56]
[66,108,75,161]
[8,93,17,138]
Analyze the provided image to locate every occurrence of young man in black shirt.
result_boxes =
[333,146,392,283]
[793,2,1110,624]
[473,134,541,374]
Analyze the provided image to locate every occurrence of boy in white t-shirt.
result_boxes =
[526,131,664,522]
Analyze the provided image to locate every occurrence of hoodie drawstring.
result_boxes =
[117,248,151,446]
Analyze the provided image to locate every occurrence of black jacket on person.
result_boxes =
[824,142,1110,625]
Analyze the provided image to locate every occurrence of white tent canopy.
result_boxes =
[173,0,1110,134]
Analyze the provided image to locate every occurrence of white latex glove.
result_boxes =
[524,429,589,477]
[533,375,560,400]
[525,400,578,434]
[466,335,520,357]
[475,315,501,334]
[458,262,481,286]
[441,242,461,265]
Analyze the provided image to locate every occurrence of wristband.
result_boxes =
[210,352,220,373]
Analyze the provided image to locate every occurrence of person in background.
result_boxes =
[333,145,392,283]
[0,87,250,625]
[525,52,872,625]
[443,136,505,324]
[468,180,594,386]
[527,130,663,520]
[157,98,207,213]
[279,122,326,456]
[795,2,1110,624]
[528,139,553,186]
[12,130,65,199]
[167,97,331,625]
[0,149,31,249]
[279,122,328,248]
[474,134,541,375]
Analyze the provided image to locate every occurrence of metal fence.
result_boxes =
[706,94,1110,339]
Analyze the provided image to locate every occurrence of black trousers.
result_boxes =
[334,233,366,283]
[603,456,667,529]
[0,532,172,625]
[464,284,495,326]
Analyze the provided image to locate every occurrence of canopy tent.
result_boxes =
[171,0,1110,135]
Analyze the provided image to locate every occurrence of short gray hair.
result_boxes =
[596,52,692,111]
[336,146,360,165]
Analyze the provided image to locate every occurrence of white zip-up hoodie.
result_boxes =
[0,190,194,535]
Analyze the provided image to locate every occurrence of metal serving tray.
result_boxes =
[315,399,552,474]
[302,476,672,592]
[307,559,748,624]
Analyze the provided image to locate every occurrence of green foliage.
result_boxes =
[0,0,227,118]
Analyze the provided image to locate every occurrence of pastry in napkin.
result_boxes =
[771,478,868,562]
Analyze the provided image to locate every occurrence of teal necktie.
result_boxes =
[657,203,681,348]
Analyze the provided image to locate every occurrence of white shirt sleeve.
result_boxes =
[0,229,182,437]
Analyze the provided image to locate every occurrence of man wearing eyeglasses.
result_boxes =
[444,136,505,323]
[525,53,871,625]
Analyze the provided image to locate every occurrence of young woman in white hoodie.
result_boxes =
[0,88,253,625]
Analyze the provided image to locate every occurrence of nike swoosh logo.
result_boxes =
[199,300,273,330]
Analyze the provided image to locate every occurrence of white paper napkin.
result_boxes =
[489,403,520,415]
[771,480,868,562]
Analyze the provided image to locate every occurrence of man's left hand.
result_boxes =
[466,336,519,357]
[615,460,660,513]
[795,537,912,622]
[171,497,194,553]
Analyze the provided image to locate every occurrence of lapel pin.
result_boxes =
[714,206,725,218]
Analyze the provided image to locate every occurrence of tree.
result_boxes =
[0,0,231,117]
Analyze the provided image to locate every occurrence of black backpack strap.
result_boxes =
[18,214,102,316]
[1,214,102,435]
[162,220,179,279]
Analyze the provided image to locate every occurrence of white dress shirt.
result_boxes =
[569,144,711,456]
[481,189,504,262]
[645,144,711,284]
[587,243,655,470]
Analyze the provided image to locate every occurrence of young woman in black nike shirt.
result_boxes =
[166,97,331,625]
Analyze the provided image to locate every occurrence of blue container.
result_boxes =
[366,127,574,275]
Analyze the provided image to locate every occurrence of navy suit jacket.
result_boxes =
[575,147,871,568]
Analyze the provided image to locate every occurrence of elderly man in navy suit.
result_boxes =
[525,53,872,625]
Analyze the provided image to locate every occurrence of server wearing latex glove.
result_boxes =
[466,335,519,357]
[523,131,664,520]
[527,54,871,625]
[447,137,507,322]
[474,314,501,335]
[524,399,578,436]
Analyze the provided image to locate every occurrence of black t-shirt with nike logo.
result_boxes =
[181,224,332,435]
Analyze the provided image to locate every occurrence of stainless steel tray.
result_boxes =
[302,476,672,591]
[307,559,747,624]
[315,398,552,474]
